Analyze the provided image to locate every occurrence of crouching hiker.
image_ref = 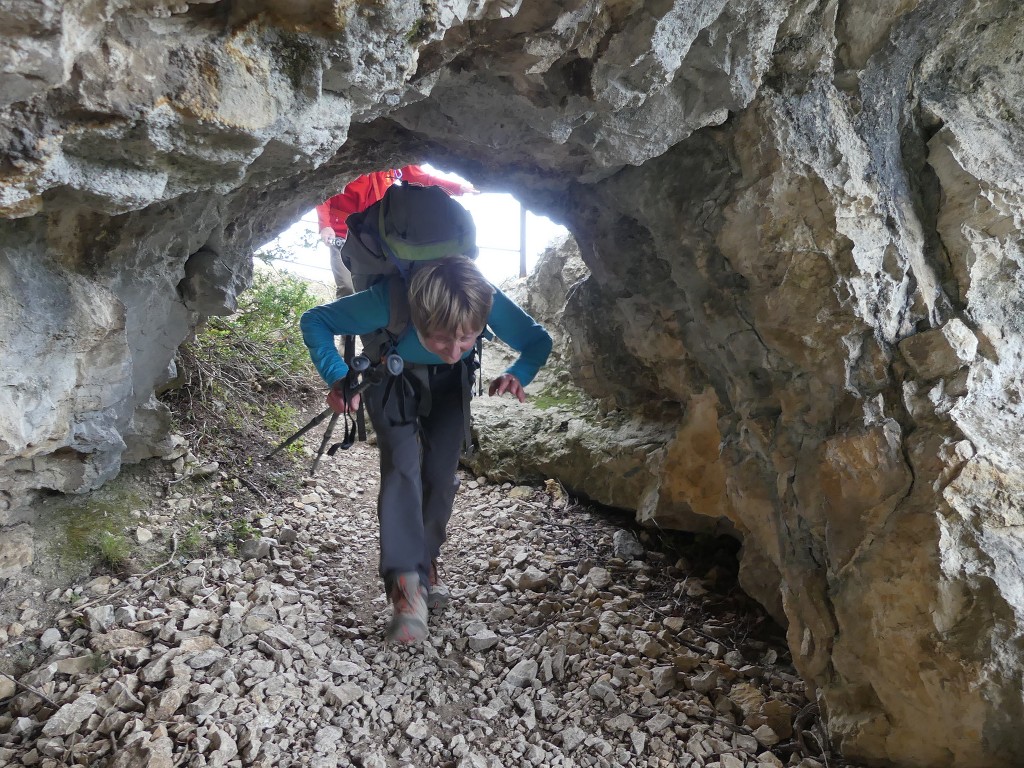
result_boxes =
[299,254,552,644]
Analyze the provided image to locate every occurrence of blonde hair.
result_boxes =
[408,256,494,337]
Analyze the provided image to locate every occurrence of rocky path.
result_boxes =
[0,435,838,768]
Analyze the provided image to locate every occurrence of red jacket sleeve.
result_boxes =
[316,203,332,232]
[399,165,474,196]
[317,197,354,236]
[318,178,380,238]
[320,168,453,238]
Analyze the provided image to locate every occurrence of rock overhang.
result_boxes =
[4,0,1024,764]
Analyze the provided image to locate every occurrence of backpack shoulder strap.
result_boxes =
[340,202,391,294]
[358,276,411,361]
[385,276,411,339]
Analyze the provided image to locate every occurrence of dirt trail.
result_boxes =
[0,411,844,768]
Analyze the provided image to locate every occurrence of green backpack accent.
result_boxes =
[341,183,478,353]
[377,183,477,263]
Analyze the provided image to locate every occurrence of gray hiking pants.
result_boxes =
[363,361,469,589]
[329,242,354,298]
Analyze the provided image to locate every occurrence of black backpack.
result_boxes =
[339,183,484,455]
[341,183,478,358]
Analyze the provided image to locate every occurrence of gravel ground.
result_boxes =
[0,428,849,768]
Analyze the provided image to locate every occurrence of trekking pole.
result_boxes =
[328,353,404,454]
[310,355,376,474]
[264,355,372,463]
[309,412,340,477]
[328,376,375,455]
[263,406,333,460]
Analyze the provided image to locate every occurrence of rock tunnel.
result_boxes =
[3,0,1024,765]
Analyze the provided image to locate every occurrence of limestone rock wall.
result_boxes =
[3,0,1024,765]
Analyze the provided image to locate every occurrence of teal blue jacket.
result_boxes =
[300,280,552,388]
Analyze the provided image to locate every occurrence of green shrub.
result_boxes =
[230,516,256,541]
[263,402,309,453]
[96,531,132,569]
[196,270,323,385]
[178,523,207,558]
[264,402,302,437]
[166,269,326,451]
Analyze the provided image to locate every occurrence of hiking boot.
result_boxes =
[427,560,451,611]
[386,572,428,644]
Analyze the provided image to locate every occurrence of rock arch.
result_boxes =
[3,1,1024,764]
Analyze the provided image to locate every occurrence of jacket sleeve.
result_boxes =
[400,165,474,196]
[316,203,332,232]
[486,287,552,387]
[300,283,391,387]
[331,186,372,238]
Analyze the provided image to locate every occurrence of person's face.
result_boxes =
[417,325,482,364]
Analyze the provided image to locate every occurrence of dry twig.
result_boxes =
[71,533,180,615]
[0,670,60,709]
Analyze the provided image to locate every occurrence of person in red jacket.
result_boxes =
[316,166,476,297]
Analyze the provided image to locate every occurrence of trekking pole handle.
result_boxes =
[334,372,376,454]
[348,377,376,398]
[337,355,372,404]
[384,353,404,376]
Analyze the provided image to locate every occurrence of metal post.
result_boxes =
[519,202,527,278]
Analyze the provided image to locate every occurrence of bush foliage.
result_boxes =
[166,269,327,453]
